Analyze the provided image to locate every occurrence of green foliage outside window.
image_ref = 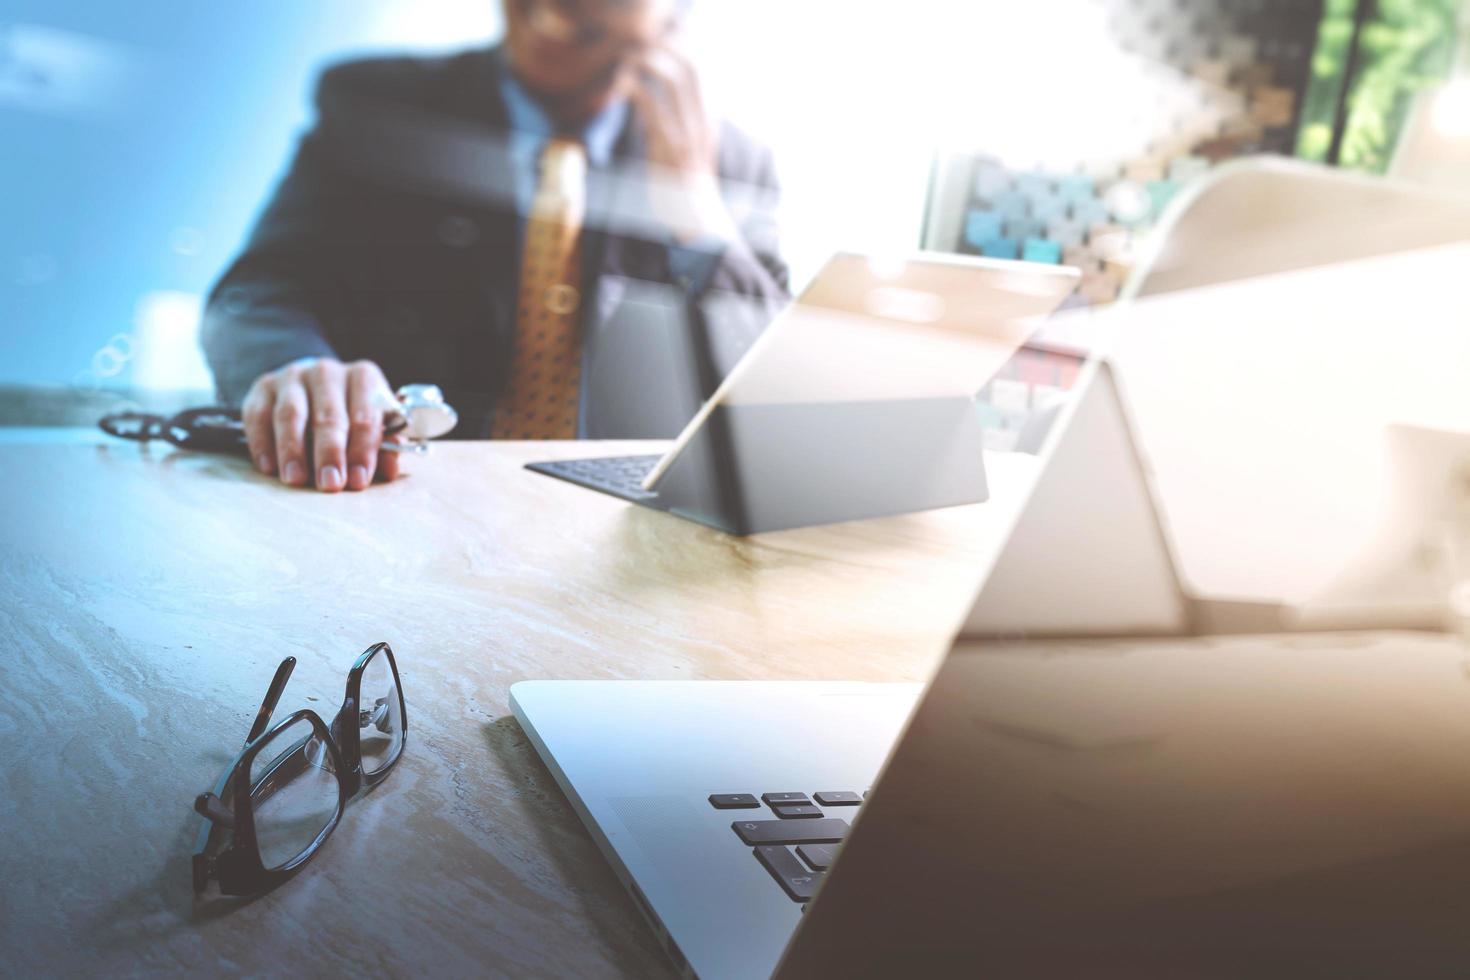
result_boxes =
[1296,0,1462,172]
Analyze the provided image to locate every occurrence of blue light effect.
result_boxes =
[0,1,497,390]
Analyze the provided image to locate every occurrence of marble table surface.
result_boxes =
[0,431,1015,977]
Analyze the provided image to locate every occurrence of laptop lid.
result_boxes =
[1110,240,1470,621]
[958,360,1192,638]
[641,251,1080,491]
[774,359,1470,976]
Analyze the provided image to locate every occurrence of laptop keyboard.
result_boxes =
[528,454,662,501]
[711,789,866,904]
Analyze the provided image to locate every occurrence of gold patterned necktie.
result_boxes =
[491,137,587,440]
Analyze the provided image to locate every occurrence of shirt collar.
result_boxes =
[498,66,627,168]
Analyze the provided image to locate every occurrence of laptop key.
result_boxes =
[732,818,848,845]
[771,804,822,819]
[813,791,862,806]
[754,845,823,903]
[708,793,759,810]
[761,792,810,807]
[796,843,840,871]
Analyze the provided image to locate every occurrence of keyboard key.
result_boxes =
[1022,238,1063,265]
[1047,219,1086,250]
[761,792,810,807]
[754,845,823,903]
[708,793,759,810]
[1105,181,1151,224]
[972,159,1010,199]
[1031,196,1067,225]
[1004,217,1043,243]
[771,804,822,819]
[1014,172,1052,200]
[1058,174,1095,204]
[1071,197,1111,228]
[992,189,1029,220]
[731,818,849,846]
[1145,180,1178,219]
[963,210,1004,250]
[812,792,862,807]
[796,843,840,871]
[980,237,1018,260]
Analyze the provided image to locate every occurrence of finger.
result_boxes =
[635,52,684,123]
[629,76,686,166]
[627,71,669,141]
[305,359,348,493]
[638,53,711,167]
[663,48,718,165]
[242,375,277,476]
[375,438,401,484]
[629,80,679,163]
[345,361,390,491]
[654,42,704,112]
[272,370,310,487]
[640,48,701,134]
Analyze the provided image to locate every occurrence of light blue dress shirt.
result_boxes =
[498,69,627,216]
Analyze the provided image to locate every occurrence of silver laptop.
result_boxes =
[512,359,1470,977]
[527,251,1079,534]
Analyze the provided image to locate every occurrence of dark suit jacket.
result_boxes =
[201,45,790,437]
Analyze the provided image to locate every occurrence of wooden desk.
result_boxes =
[0,431,1011,977]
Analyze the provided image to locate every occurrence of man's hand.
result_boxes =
[627,42,737,245]
[241,358,401,492]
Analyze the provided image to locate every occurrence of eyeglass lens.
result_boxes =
[248,718,340,869]
[358,648,404,777]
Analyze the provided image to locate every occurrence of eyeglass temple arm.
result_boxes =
[193,791,235,827]
[247,657,297,744]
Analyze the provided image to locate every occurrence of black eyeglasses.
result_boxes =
[100,407,253,455]
[191,642,408,896]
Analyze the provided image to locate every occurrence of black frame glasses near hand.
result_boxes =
[192,642,408,896]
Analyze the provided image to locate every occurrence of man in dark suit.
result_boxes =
[202,0,789,492]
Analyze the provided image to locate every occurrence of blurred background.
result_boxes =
[1,0,1465,418]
